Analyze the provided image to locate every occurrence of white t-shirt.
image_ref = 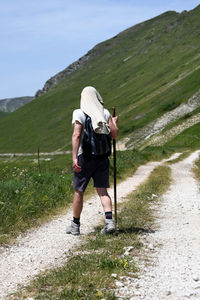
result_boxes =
[72,108,111,156]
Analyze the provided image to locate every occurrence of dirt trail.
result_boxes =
[116,150,200,299]
[0,154,180,299]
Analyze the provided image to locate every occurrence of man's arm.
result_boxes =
[108,116,119,140]
[72,120,83,172]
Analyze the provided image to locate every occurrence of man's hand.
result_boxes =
[112,116,118,125]
[109,116,119,140]
[73,158,82,173]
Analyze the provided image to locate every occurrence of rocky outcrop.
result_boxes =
[35,43,110,98]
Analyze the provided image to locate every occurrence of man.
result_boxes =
[66,86,118,235]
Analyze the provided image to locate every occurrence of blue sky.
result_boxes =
[0,0,200,99]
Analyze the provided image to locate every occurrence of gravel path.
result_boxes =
[0,155,180,299]
[116,150,200,300]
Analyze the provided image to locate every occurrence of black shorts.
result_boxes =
[73,154,110,192]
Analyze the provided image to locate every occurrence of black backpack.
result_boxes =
[82,114,112,157]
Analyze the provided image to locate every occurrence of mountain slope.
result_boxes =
[0,6,200,153]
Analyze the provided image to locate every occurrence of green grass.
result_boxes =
[164,122,200,150]
[0,154,74,244]
[1,6,200,152]
[11,165,171,300]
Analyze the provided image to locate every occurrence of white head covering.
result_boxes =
[80,86,110,134]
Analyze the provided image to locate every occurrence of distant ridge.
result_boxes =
[0,96,34,113]
[35,41,114,98]
[34,11,180,98]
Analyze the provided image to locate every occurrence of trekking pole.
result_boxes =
[112,107,117,224]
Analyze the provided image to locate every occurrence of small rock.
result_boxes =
[135,282,140,289]
[115,281,124,288]
[193,275,199,281]
[123,246,134,256]
[183,292,196,297]
[112,273,117,278]
[165,290,171,296]
[152,194,158,198]
[148,243,154,250]
[189,293,196,297]
[123,246,134,252]
[122,287,129,294]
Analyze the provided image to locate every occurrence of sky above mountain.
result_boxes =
[1,0,200,99]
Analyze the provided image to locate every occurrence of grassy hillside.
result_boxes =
[0,111,9,119]
[0,6,200,153]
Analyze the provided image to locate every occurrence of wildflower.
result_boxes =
[15,189,19,194]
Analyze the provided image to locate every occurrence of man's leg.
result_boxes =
[96,187,115,234]
[73,190,84,218]
[66,190,84,235]
[96,187,112,212]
